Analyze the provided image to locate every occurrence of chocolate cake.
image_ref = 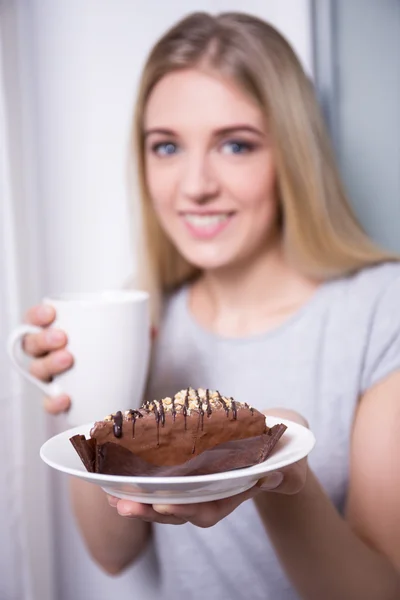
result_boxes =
[70,388,287,476]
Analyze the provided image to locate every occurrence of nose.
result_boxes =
[180,151,219,203]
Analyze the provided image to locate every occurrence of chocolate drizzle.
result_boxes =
[171,395,177,422]
[195,389,205,431]
[244,402,255,416]
[230,398,238,420]
[110,390,254,443]
[112,411,123,438]
[205,389,212,417]
[159,399,165,426]
[183,387,190,430]
[217,391,229,417]
[127,409,143,438]
[152,402,161,446]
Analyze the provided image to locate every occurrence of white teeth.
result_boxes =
[183,214,229,227]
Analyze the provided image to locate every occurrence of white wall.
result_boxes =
[1,3,55,599]
[24,0,312,297]
[16,1,312,598]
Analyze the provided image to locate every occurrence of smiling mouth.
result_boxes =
[183,213,232,225]
[180,212,235,239]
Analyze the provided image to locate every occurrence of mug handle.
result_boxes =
[7,324,64,397]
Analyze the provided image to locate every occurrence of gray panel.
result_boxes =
[310,0,339,151]
[312,0,400,252]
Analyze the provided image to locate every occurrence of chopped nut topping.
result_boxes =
[102,388,254,420]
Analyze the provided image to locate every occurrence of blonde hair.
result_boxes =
[130,11,396,322]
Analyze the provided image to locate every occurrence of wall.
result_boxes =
[23,0,313,297]
[1,3,55,599]
[335,0,400,251]
[14,1,312,598]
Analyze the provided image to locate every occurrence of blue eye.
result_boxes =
[152,142,178,156]
[222,140,254,155]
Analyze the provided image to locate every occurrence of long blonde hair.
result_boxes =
[130,12,396,322]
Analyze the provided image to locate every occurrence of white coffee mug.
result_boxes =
[7,290,151,426]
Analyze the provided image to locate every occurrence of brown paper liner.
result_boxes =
[70,423,287,477]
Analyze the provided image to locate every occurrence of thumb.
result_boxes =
[257,471,284,491]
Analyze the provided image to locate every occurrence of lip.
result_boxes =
[180,212,235,240]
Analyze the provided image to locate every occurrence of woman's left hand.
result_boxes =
[107,408,309,528]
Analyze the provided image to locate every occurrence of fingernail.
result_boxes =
[118,508,134,517]
[117,502,133,516]
[47,330,64,344]
[38,305,53,320]
[259,471,284,491]
[56,353,71,366]
[153,505,173,515]
[107,495,119,507]
[53,395,70,409]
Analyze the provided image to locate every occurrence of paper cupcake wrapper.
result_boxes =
[70,423,287,477]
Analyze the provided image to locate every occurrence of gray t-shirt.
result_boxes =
[144,262,400,600]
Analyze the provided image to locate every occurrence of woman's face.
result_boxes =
[144,69,279,271]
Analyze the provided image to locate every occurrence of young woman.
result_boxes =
[23,12,400,600]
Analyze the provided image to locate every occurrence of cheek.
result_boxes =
[224,155,277,219]
[145,161,178,214]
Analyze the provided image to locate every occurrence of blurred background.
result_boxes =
[0,1,399,599]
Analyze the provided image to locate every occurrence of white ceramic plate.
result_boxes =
[40,417,315,504]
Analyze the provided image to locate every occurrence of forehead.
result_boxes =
[144,68,264,130]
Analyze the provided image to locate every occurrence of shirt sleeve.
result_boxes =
[361,272,400,393]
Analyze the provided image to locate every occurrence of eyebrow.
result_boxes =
[144,125,265,138]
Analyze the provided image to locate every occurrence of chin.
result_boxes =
[180,249,237,272]
[192,260,230,272]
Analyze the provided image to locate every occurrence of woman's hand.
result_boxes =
[23,304,73,413]
[107,408,308,528]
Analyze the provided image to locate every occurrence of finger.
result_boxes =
[257,461,307,496]
[165,502,221,528]
[43,394,71,415]
[153,485,258,528]
[24,304,56,327]
[106,495,119,507]
[23,328,68,358]
[116,500,186,525]
[29,350,74,381]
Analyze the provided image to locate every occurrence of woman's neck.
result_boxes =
[189,244,320,338]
